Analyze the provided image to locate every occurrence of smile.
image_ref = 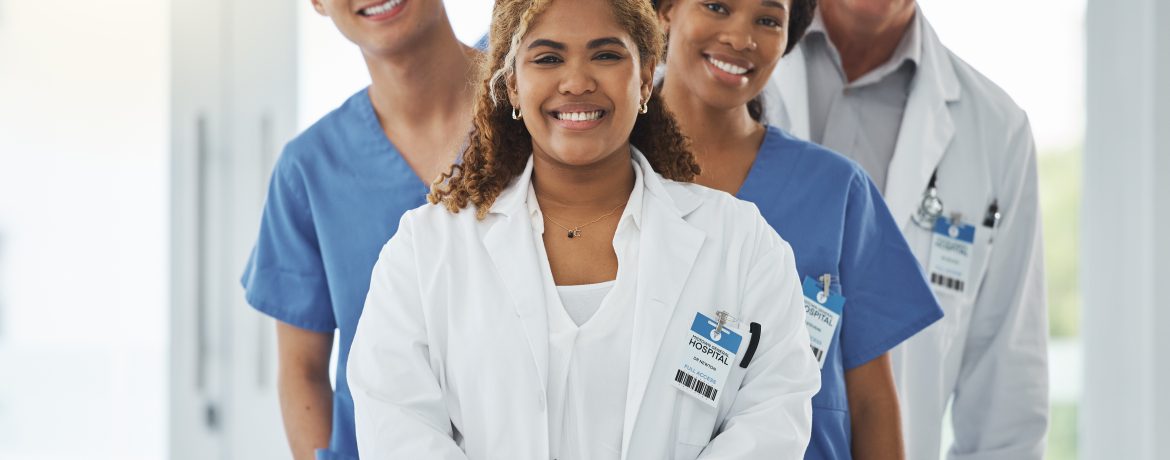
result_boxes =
[358,0,404,17]
[706,56,750,75]
[554,110,605,121]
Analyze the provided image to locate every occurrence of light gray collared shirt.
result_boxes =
[801,9,922,190]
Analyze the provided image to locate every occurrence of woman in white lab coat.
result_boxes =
[346,0,820,458]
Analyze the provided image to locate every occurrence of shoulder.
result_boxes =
[397,200,479,234]
[943,50,1030,132]
[275,88,373,177]
[767,125,867,178]
[663,180,792,256]
[935,44,1038,185]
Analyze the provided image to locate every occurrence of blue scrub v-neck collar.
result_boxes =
[735,125,800,202]
[357,86,429,192]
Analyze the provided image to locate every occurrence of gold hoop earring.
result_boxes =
[639,99,649,114]
[512,107,522,120]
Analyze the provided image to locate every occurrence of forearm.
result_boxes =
[277,371,334,460]
[849,393,904,459]
[847,353,904,460]
[274,321,336,460]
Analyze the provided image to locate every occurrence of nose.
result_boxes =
[719,28,758,52]
[558,61,597,96]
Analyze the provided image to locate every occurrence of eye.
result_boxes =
[594,51,623,61]
[703,2,729,15]
[757,17,783,28]
[533,54,563,64]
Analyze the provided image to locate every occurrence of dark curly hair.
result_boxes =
[653,0,817,122]
[428,0,701,218]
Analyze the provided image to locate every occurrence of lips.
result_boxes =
[707,55,750,75]
[356,0,406,19]
[554,110,604,121]
[548,104,609,130]
[703,52,755,86]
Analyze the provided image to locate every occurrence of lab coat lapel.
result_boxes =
[621,155,706,460]
[772,45,811,139]
[482,159,550,391]
[884,16,961,229]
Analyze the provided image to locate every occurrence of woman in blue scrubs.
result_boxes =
[239,1,481,459]
[655,0,943,458]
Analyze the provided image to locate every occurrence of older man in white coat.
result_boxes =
[763,1,1049,459]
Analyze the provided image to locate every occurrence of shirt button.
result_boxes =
[538,393,546,411]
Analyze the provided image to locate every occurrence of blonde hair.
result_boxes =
[429,0,699,218]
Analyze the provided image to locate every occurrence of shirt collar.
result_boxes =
[805,6,923,86]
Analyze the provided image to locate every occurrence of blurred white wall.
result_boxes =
[0,1,170,459]
[920,0,1086,153]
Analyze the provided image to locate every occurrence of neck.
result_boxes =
[660,77,760,159]
[532,146,636,214]
[364,21,477,130]
[820,2,917,82]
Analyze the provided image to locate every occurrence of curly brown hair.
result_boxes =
[427,0,701,218]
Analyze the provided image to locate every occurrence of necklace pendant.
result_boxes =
[568,229,581,239]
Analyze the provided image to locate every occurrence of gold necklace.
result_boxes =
[543,203,625,239]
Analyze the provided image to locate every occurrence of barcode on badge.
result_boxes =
[675,369,718,402]
[931,272,965,292]
[810,345,825,362]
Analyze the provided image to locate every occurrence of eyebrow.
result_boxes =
[526,37,629,51]
[587,37,627,50]
[761,0,787,11]
[528,39,565,50]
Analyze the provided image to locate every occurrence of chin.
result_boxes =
[545,142,621,167]
[696,86,755,113]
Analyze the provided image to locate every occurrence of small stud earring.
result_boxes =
[512,107,522,120]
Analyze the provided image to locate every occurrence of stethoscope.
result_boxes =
[912,169,944,230]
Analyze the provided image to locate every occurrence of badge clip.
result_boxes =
[714,310,740,337]
[818,274,832,304]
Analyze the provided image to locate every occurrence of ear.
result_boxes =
[506,72,520,108]
[310,0,328,16]
[639,61,655,104]
[656,0,677,34]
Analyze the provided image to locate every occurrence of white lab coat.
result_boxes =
[348,148,820,460]
[764,14,1049,460]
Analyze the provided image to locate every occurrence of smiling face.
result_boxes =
[509,0,654,168]
[660,0,791,112]
[311,0,449,56]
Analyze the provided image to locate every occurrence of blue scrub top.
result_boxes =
[241,88,430,460]
[737,126,943,460]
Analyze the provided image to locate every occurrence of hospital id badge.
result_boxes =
[673,312,742,407]
[802,276,844,369]
[928,216,976,293]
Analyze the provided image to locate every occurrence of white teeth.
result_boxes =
[556,110,603,121]
[360,0,402,16]
[708,57,748,75]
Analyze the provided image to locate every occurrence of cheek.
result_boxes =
[514,70,546,112]
[674,13,713,52]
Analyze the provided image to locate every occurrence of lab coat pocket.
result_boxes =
[932,227,996,302]
[965,227,996,300]
[930,226,996,345]
[672,392,719,460]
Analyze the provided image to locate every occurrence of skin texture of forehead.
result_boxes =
[524,0,636,51]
